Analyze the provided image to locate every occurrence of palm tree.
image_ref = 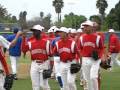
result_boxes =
[40,12,44,19]
[53,0,64,23]
[96,0,108,24]
[0,4,8,17]
[19,11,27,29]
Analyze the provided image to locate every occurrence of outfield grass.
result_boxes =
[11,67,120,90]
[7,53,120,90]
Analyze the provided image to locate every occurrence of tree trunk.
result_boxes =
[58,13,60,22]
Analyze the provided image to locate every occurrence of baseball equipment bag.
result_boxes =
[91,50,99,61]
[70,63,81,74]
[4,74,14,90]
[100,57,111,70]
[43,69,52,79]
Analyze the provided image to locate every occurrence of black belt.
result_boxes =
[34,60,45,63]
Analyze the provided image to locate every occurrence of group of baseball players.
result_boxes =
[0,20,120,90]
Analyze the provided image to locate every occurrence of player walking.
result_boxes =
[79,20,104,90]
[53,27,80,90]
[21,25,51,90]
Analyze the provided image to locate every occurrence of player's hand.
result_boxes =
[16,31,23,36]
[10,31,23,47]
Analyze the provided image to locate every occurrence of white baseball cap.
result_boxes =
[54,28,60,32]
[108,29,115,32]
[67,28,72,33]
[70,29,76,33]
[80,23,84,29]
[31,25,44,31]
[50,26,57,30]
[60,27,69,33]
[82,20,94,27]
[77,29,83,33]
[48,29,54,33]
[48,26,57,33]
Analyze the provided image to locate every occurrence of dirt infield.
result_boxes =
[9,63,31,78]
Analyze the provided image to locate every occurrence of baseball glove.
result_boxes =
[91,50,99,61]
[4,74,14,90]
[70,63,81,74]
[100,57,111,70]
[43,69,52,79]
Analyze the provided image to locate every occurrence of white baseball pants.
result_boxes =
[30,60,50,90]
[82,57,101,90]
[60,61,77,90]
[0,73,5,90]
[110,53,120,68]
[54,56,61,77]
[10,56,20,74]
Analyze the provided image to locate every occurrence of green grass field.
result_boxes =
[6,53,120,90]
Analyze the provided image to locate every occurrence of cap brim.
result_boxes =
[30,29,41,31]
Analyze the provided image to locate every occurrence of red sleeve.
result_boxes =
[109,37,119,52]
[52,45,57,55]
[98,37,104,58]
[0,48,10,75]
[74,43,81,63]
[21,36,29,54]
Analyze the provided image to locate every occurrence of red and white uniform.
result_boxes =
[53,38,79,90]
[0,36,11,90]
[22,36,51,90]
[47,33,55,70]
[79,33,104,90]
[108,33,120,68]
[108,34,119,53]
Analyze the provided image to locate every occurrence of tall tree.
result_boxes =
[40,11,44,25]
[11,16,17,23]
[19,11,27,29]
[40,12,44,19]
[0,4,8,22]
[105,1,120,30]
[96,0,108,24]
[62,12,86,29]
[0,4,8,17]
[42,14,51,31]
[53,0,64,23]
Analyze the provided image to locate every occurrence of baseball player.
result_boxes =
[79,20,104,90]
[53,27,80,90]
[108,29,120,70]
[6,28,22,80]
[0,45,10,90]
[0,31,21,90]
[21,25,51,90]
[51,27,64,90]
[47,26,56,70]
[77,26,84,87]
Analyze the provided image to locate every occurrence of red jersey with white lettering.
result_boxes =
[21,37,51,61]
[79,33,104,58]
[108,33,120,53]
[53,38,79,62]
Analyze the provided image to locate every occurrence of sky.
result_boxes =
[0,0,119,21]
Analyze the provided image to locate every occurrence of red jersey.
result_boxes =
[41,32,48,39]
[79,33,104,58]
[21,37,51,61]
[53,38,79,62]
[108,34,120,53]
[48,33,55,41]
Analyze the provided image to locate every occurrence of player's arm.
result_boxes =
[0,47,10,75]
[98,37,106,62]
[0,36,11,49]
